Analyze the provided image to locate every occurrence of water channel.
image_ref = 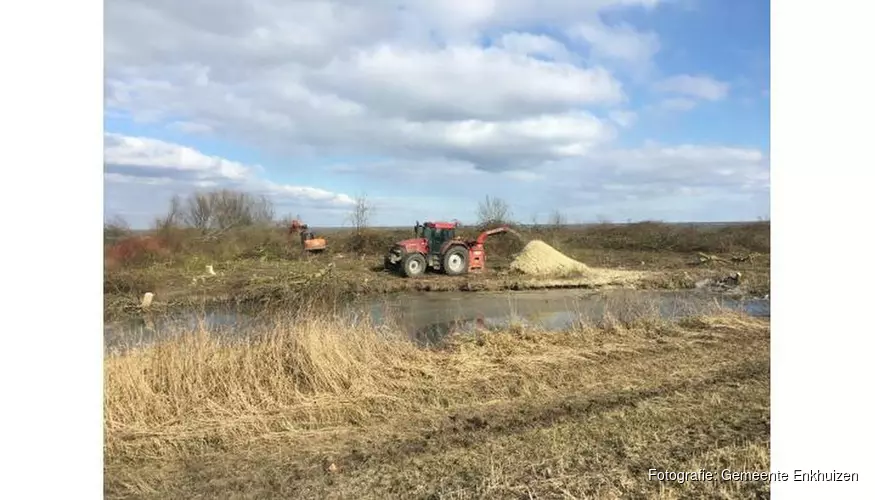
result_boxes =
[104,289,770,351]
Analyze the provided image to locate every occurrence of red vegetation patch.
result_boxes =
[105,236,170,269]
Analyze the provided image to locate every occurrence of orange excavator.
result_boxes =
[289,219,327,253]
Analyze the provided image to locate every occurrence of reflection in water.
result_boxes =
[105,289,770,351]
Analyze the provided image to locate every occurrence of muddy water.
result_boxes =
[104,289,769,351]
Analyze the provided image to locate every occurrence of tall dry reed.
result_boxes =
[105,303,762,461]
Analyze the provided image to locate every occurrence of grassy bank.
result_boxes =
[105,308,770,499]
[104,221,771,318]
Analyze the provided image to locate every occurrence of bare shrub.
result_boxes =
[345,195,376,255]
[547,209,567,228]
[104,215,131,243]
[348,195,374,234]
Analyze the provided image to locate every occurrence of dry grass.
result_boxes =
[105,306,770,499]
[105,315,427,457]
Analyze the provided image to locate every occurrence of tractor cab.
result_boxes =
[415,221,458,255]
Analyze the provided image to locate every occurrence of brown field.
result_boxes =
[104,309,770,499]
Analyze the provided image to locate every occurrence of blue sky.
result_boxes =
[104,0,770,228]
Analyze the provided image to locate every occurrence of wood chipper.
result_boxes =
[383,220,518,277]
[288,219,327,253]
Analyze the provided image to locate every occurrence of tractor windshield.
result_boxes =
[423,227,453,253]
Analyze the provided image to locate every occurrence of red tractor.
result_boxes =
[384,220,516,277]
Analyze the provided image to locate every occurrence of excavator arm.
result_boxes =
[289,219,311,234]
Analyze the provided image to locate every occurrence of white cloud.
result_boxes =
[311,44,624,121]
[609,110,638,127]
[168,121,213,134]
[399,112,617,168]
[655,74,730,101]
[523,143,769,221]
[503,170,545,182]
[326,143,769,220]
[398,0,663,39]
[568,21,661,67]
[659,97,699,111]
[104,0,667,172]
[104,172,172,186]
[104,133,355,225]
[103,0,769,224]
[495,32,577,63]
[104,133,251,181]
[546,144,769,195]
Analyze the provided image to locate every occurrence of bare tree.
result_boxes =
[155,194,184,231]
[181,189,275,231]
[250,194,275,223]
[476,195,511,226]
[185,192,213,230]
[213,190,249,230]
[348,195,374,233]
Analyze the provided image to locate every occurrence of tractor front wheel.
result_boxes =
[442,246,469,276]
[401,253,427,278]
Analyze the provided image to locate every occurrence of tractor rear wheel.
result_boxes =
[442,246,469,276]
[401,253,426,278]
